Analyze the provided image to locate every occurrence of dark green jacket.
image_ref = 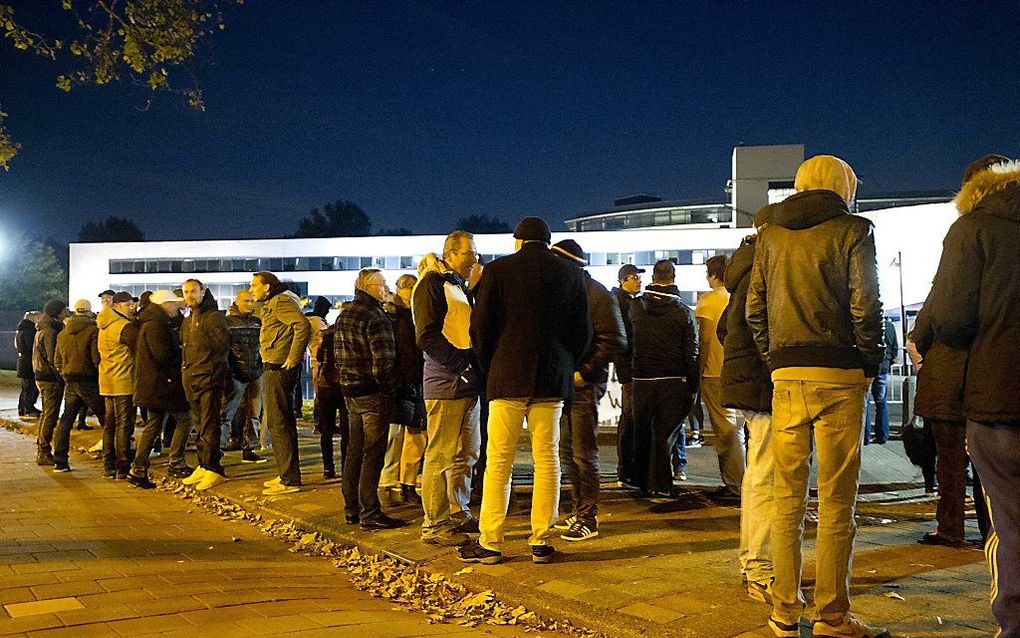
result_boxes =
[54,314,101,381]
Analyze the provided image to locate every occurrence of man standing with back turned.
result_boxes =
[459,216,591,565]
[746,155,887,638]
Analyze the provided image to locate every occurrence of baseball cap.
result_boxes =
[149,290,184,305]
[617,264,646,280]
[74,299,92,313]
[111,291,136,304]
[98,289,116,298]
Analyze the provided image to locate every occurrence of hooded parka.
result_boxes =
[32,313,64,382]
[54,314,101,381]
[133,301,189,413]
[97,307,137,396]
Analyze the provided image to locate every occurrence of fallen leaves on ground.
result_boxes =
[153,477,601,638]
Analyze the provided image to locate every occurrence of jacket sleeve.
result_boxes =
[120,322,138,353]
[53,335,65,377]
[716,303,730,346]
[929,218,982,350]
[413,273,472,374]
[90,330,101,369]
[146,325,176,380]
[279,301,311,367]
[681,307,700,394]
[566,271,593,367]
[368,312,398,392]
[909,301,934,358]
[848,224,885,376]
[469,266,500,374]
[578,287,626,383]
[745,243,770,363]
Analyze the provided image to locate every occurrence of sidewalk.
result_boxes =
[0,426,535,638]
[0,401,996,638]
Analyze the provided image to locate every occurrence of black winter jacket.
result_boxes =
[181,289,230,395]
[717,236,773,412]
[54,314,101,381]
[880,319,899,375]
[15,319,35,379]
[611,288,637,384]
[577,274,627,387]
[133,302,189,412]
[470,242,591,401]
[630,284,699,394]
[746,190,885,377]
[32,314,63,382]
[391,303,425,428]
[225,303,263,383]
[910,300,965,423]
[929,168,1020,424]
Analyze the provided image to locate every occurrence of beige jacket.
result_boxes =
[258,290,311,366]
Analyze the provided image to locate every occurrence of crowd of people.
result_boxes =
[12,153,1018,638]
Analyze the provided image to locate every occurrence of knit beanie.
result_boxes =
[551,239,587,265]
[43,300,68,318]
[513,216,552,244]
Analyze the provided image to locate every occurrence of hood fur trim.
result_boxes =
[955,160,1020,214]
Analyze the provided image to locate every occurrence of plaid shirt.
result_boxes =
[334,290,397,397]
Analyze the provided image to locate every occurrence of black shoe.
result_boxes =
[102,468,116,479]
[127,474,156,490]
[168,466,194,479]
[560,518,598,542]
[76,424,93,431]
[241,449,267,464]
[706,486,741,506]
[224,440,243,452]
[457,540,502,564]
[323,469,337,480]
[401,484,422,505]
[918,531,968,548]
[53,464,71,473]
[450,516,480,535]
[115,472,129,480]
[344,513,359,525]
[359,515,406,531]
[531,544,556,564]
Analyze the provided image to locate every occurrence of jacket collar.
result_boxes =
[644,283,681,298]
[771,189,850,230]
[955,160,1020,218]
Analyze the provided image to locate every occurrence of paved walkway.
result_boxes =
[0,379,999,638]
[0,427,533,638]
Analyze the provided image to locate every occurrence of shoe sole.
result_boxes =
[459,554,502,564]
[262,486,300,495]
[241,458,268,464]
[531,554,555,564]
[422,537,471,547]
[767,618,800,638]
[813,632,890,638]
[53,468,71,473]
[560,530,598,542]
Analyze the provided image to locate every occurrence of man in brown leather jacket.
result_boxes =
[746,155,886,638]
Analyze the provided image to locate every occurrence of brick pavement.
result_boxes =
[0,427,532,638]
[0,387,1000,638]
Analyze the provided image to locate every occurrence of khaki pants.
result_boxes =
[771,379,867,625]
[740,410,774,583]
[421,397,481,536]
[381,425,427,488]
[479,398,563,550]
[700,376,746,491]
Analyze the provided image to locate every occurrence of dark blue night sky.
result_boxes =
[1,1,1018,242]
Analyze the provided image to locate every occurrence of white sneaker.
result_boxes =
[263,476,282,487]
[195,472,227,491]
[262,483,300,496]
[181,467,207,485]
[813,615,890,638]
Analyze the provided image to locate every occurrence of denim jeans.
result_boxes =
[701,376,746,492]
[133,408,192,477]
[616,382,636,483]
[560,384,601,522]
[188,387,224,475]
[314,383,349,474]
[52,380,106,465]
[263,368,302,486]
[104,395,135,473]
[740,410,774,583]
[770,378,867,625]
[672,429,687,473]
[420,397,480,537]
[221,377,262,450]
[343,392,390,521]
[479,398,563,549]
[35,380,65,458]
[864,374,890,444]
[19,377,39,415]
[631,378,693,494]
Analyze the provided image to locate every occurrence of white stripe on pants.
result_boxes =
[479,398,563,550]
